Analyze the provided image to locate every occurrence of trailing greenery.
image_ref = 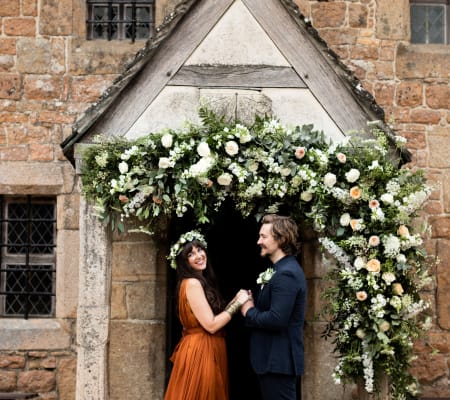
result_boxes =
[81,107,433,398]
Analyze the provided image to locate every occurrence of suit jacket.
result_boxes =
[245,255,307,376]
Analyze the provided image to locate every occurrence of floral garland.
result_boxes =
[81,107,433,399]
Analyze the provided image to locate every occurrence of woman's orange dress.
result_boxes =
[164,279,229,400]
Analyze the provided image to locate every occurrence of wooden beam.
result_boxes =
[169,65,306,88]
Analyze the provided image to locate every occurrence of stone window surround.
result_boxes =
[0,161,77,352]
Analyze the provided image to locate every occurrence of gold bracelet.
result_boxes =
[225,300,241,316]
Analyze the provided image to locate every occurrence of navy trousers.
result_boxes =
[257,373,298,400]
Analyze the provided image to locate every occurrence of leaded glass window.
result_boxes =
[0,196,56,318]
[410,0,449,44]
[87,0,155,41]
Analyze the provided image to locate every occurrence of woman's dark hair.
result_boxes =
[261,214,300,256]
[175,239,225,314]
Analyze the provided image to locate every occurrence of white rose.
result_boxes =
[345,168,360,183]
[280,167,291,177]
[197,142,210,157]
[339,213,351,226]
[158,157,171,169]
[248,161,259,172]
[396,254,407,264]
[225,140,239,156]
[323,173,337,187]
[382,272,396,285]
[380,193,394,204]
[356,328,366,339]
[118,161,128,174]
[300,191,313,202]
[354,256,365,270]
[217,173,233,186]
[239,132,252,143]
[161,133,173,148]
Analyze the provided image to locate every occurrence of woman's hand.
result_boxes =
[235,289,250,305]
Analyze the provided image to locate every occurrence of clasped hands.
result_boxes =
[234,289,255,317]
[225,289,254,316]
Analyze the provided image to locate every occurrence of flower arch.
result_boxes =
[81,107,432,399]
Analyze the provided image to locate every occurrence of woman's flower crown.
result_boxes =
[167,230,207,269]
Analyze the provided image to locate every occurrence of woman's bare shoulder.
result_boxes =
[185,277,202,288]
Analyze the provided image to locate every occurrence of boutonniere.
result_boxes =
[256,267,275,287]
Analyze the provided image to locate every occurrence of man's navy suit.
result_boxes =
[245,255,307,399]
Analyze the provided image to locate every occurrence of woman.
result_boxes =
[164,230,250,400]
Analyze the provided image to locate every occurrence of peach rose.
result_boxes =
[119,194,129,203]
[350,219,362,231]
[336,152,346,163]
[368,235,380,247]
[366,259,381,273]
[369,199,380,209]
[397,225,410,237]
[152,195,163,204]
[350,186,362,200]
[379,320,390,332]
[392,283,404,295]
[295,147,306,159]
[356,291,368,301]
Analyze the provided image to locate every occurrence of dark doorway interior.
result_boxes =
[165,199,265,399]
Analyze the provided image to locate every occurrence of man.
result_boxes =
[241,214,307,400]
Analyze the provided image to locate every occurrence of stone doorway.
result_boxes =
[166,199,276,399]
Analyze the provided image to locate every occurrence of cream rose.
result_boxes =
[323,173,337,187]
[217,173,233,186]
[225,140,239,156]
[280,167,291,177]
[158,157,171,169]
[345,168,360,183]
[300,191,313,202]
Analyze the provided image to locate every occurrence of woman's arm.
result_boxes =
[185,278,247,334]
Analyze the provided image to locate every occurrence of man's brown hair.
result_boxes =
[261,214,300,256]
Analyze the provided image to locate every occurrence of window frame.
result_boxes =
[0,195,57,319]
[410,0,450,44]
[86,0,155,42]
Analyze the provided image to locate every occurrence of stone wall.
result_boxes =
[109,230,169,400]
[295,0,450,397]
[0,351,76,400]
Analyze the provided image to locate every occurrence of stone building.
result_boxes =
[0,1,448,399]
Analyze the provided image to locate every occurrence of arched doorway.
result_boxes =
[165,199,264,399]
